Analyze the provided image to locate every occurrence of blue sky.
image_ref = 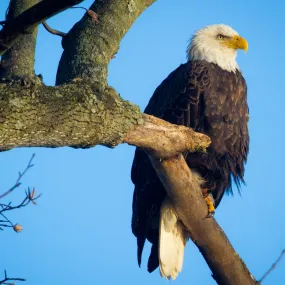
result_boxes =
[1,0,285,284]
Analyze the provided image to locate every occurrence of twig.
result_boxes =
[70,6,99,23]
[0,154,40,231]
[0,187,41,231]
[0,270,26,284]
[0,153,35,199]
[0,212,13,228]
[1,188,41,212]
[42,21,66,37]
[0,188,41,212]
[70,6,87,11]
[259,249,285,283]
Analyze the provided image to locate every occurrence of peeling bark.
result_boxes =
[124,114,210,158]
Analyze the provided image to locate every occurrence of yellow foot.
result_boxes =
[203,193,215,218]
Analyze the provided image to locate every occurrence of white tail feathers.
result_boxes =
[159,197,188,280]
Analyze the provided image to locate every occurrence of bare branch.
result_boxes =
[0,270,26,284]
[0,187,41,231]
[0,0,84,56]
[0,153,35,199]
[42,21,66,37]
[0,154,40,232]
[123,114,210,158]
[0,187,41,211]
[259,249,285,283]
[0,0,40,78]
[56,0,157,84]
[69,6,87,12]
[149,155,258,285]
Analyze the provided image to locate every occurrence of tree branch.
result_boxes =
[0,187,41,232]
[56,0,157,85]
[149,155,258,285]
[258,249,285,283]
[0,154,40,232]
[0,0,84,56]
[0,153,35,199]
[0,0,40,78]
[42,21,66,37]
[0,78,142,150]
[0,270,26,284]
[0,77,210,156]
[123,114,210,158]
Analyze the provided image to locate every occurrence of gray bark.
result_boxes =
[0,78,141,150]
[0,0,39,78]
[56,0,156,85]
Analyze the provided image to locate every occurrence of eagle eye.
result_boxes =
[217,34,225,40]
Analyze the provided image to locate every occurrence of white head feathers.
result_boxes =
[187,24,242,72]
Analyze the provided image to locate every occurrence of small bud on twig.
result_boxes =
[13,224,23,233]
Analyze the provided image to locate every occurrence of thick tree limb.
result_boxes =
[0,78,209,155]
[0,0,40,79]
[150,156,258,285]
[124,114,210,158]
[0,78,141,149]
[0,0,84,56]
[56,0,157,85]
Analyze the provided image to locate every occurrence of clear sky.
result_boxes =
[1,0,285,284]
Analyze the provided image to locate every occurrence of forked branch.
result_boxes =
[0,154,40,232]
[0,153,35,199]
[0,270,26,284]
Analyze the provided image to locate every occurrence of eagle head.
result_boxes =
[187,24,248,72]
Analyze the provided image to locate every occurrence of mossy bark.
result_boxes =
[56,0,157,85]
[0,78,141,150]
[0,0,156,151]
[0,0,39,78]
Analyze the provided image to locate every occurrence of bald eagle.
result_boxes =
[131,24,249,279]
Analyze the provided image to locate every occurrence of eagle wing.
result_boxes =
[131,61,210,271]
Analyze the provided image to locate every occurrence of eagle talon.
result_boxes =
[203,193,215,218]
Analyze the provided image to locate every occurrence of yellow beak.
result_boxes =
[221,35,248,52]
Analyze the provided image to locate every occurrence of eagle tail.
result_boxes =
[159,197,188,280]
